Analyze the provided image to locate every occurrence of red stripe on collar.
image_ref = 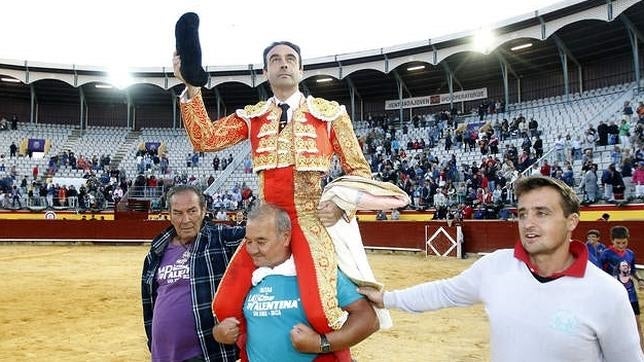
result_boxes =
[514,239,588,278]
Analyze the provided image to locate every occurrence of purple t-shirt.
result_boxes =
[151,243,202,362]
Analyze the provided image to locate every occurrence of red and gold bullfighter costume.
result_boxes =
[180,91,371,361]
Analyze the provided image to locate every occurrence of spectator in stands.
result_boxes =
[487,133,498,155]
[521,136,532,155]
[608,164,626,201]
[528,135,541,160]
[175,40,397,344]
[623,101,634,121]
[240,183,253,208]
[9,164,17,179]
[528,118,538,137]
[210,155,219,171]
[11,185,22,208]
[240,156,251,174]
[112,185,123,206]
[536,160,549,177]
[607,120,619,145]
[478,103,486,120]
[633,162,644,199]
[159,155,170,175]
[570,135,582,161]
[554,135,565,163]
[147,175,158,198]
[597,120,609,146]
[637,102,644,123]
[57,185,67,207]
[9,142,17,158]
[142,154,152,172]
[68,152,77,170]
[0,116,7,131]
[215,209,228,221]
[518,118,528,138]
[444,132,453,151]
[376,209,388,221]
[212,195,223,210]
[562,165,575,187]
[390,208,401,220]
[492,184,503,204]
[585,124,598,147]
[434,187,448,209]
[619,119,631,148]
[141,185,244,362]
[581,149,595,170]
[581,163,598,203]
[359,176,644,361]
[601,165,614,201]
[500,119,509,140]
[10,115,18,130]
[206,175,215,187]
[611,145,622,166]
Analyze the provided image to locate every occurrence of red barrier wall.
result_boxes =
[1,219,642,262]
[0,219,171,242]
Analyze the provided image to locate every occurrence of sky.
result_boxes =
[1,0,567,70]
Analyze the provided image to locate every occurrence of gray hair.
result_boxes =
[247,202,291,234]
[166,184,206,211]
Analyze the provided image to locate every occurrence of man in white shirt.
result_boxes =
[359,176,643,362]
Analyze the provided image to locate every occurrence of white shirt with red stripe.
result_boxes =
[384,241,643,362]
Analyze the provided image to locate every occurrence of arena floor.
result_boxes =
[0,244,638,361]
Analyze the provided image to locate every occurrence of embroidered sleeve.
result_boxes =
[180,92,248,152]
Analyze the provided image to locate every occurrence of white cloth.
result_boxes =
[251,256,296,286]
[384,249,644,362]
[321,176,410,330]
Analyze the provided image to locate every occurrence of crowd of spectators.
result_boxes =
[1,98,643,219]
[351,98,644,220]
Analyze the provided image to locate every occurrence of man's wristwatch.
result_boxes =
[320,334,331,353]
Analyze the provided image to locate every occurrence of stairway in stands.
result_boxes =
[111,130,141,169]
[60,127,83,154]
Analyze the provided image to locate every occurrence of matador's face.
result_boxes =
[264,44,303,93]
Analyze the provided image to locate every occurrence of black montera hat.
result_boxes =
[175,12,209,87]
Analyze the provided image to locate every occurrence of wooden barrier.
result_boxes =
[1,219,642,262]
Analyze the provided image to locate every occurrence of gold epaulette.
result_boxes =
[236,101,270,120]
[306,96,344,122]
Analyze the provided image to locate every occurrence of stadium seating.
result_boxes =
[1,81,639,208]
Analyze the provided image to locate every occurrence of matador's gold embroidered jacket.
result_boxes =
[180,91,371,181]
